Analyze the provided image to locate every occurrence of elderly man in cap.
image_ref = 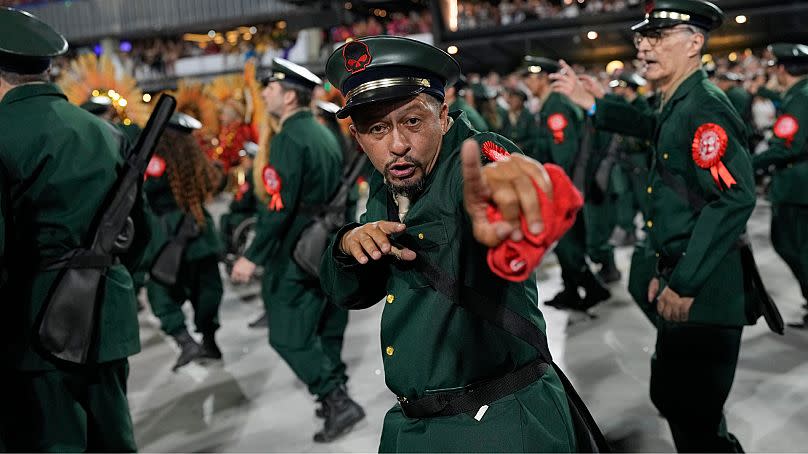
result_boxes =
[319,35,603,453]
[0,6,150,451]
[553,0,758,451]
[753,43,808,328]
[230,57,364,442]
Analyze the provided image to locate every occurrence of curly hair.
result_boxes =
[155,128,222,228]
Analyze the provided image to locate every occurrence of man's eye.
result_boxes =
[406,117,421,126]
[370,125,386,134]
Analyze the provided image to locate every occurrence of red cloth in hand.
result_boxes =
[486,164,583,282]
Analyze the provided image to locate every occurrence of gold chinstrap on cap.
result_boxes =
[647,10,692,21]
[345,77,431,101]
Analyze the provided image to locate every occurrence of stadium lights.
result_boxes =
[587,31,598,40]
[447,45,458,55]
[729,52,738,62]
[142,94,152,103]
[735,15,747,24]
[208,30,216,38]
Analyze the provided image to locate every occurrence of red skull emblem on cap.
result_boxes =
[343,41,372,74]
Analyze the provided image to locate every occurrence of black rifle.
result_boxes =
[38,95,177,364]
[150,214,201,286]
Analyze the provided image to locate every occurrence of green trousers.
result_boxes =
[650,322,744,453]
[555,214,590,290]
[147,255,223,336]
[2,360,136,452]
[584,199,616,268]
[771,204,808,301]
[378,369,576,452]
[263,262,349,398]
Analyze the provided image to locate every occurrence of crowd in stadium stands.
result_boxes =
[458,0,639,29]
[47,9,430,81]
[0,0,52,6]
[330,10,432,42]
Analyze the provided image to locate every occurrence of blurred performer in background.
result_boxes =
[230,58,364,443]
[145,113,225,371]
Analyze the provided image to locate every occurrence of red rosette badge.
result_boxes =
[145,155,166,179]
[481,141,511,162]
[262,164,285,211]
[773,114,799,146]
[547,113,568,144]
[691,123,736,190]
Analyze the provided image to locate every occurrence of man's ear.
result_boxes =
[440,102,449,133]
[688,33,705,58]
[283,89,297,107]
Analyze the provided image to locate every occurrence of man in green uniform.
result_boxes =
[716,72,752,122]
[496,87,537,155]
[553,1,756,451]
[609,72,652,243]
[0,7,148,451]
[752,43,808,328]
[320,35,579,453]
[446,74,489,132]
[605,72,660,320]
[716,72,754,145]
[522,56,611,309]
[230,57,364,442]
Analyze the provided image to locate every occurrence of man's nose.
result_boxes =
[390,127,410,156]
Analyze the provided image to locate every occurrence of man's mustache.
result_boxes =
[384,156,423,173]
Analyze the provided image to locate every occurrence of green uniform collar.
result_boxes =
[280,108,313,129]
[660,69,707,112]
[0,82,65,106]
[785,77,808,98]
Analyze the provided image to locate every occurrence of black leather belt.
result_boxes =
[397,359,549,419]
[655,236,748,278]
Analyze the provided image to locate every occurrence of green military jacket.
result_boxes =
[143,171,223,262]
[536,92,585,173]
[449,97,488,132]
[0,83,148,370]
[320,112,563,402]
[752,78,808,206]
[496,107,539,158]
[594,70,756,326]
[244,109,342,269]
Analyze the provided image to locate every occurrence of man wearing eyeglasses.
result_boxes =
[552,1,756,451]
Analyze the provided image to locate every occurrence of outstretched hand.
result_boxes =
[549,60,598,110]
[461,140,552,248]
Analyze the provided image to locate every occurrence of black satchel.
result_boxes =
[37,95,176,364]
[150,214,201,286]
[292,153,367,277]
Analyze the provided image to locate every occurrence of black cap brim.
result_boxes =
[336,84,433,119]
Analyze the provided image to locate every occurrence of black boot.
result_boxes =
[171,329,202,371]
[248,311,268,329]
[597,260,622,284]
[575,270,611,311]
[545,288,577,309]
[200,331,222,360]
[313,385,365,443]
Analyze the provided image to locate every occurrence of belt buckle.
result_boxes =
[397,396,413,418]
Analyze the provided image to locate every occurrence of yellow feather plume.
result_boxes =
[57,53,149,126]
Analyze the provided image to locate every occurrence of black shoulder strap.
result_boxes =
[392,235,610,452]
[654,158,708,211]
